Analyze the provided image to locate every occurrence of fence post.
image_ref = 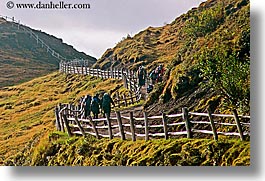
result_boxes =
[182,107,192,138]
[101,70,103,78]
[87,67,90,76]
[62,114,73,137]
[116,92,121,108]
[71,63,73,74]
[123,94,127,107]
[68,104,72,120]
[162,112,169,140]
[117,69,120,79]
[76,65,79,74]
[81,65,84,75]
[84,67,87,75]
[123,74,128,89]
[129,112,136,141]
[73,116,86,137]
[116,111,126,140]
[58,104,65,132]
[106,70,109,79]
[232,109,244,141]
[144,111,149,141]
[106,114,113,139]
[129,77,132,91]
[66,63,70,74]
[59,62,61,72]
[97,69,99,78]
[88,116,100,139]
[115,68,119,79]
[61,63,63,72]
[55,106,61,131]
[114,68,117,79]
[72,63,75,74]
[129,91,134,105]
[111,67,114,78]
[121,68,124,79]
[207,108,218,141]
[63,63,65,73]
[112,68,115,79]
[92,68,95,76]
[59,113,65,133]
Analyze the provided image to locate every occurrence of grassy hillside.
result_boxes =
[94,0,250,115]
[0,17,97,87]
[0,0,250,166]
[0,72,123,164]
[0,71,250,166]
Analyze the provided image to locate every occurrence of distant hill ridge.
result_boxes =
[0,15,97,87]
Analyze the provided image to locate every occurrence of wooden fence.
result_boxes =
[57,61,250,142]
[55,104,250,141]
[60,61,141,95]
[1,15,251,141]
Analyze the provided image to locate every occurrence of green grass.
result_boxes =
[26,133,250,166]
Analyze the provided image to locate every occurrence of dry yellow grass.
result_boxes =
[0,72,123,164]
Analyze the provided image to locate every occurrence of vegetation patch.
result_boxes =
[23,133,250,166]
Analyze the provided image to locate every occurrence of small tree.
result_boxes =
[198,47,250,113]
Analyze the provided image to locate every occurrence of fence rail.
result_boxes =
[55,104,250,141]
[57,60,250,142]
[59,61,141,98]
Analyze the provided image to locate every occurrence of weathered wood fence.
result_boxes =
[55,104,250,141]
[60,61,141,95]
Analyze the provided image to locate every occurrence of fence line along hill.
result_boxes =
[0,15,96,87]
[56,60,250,142]
[1,14,250,143]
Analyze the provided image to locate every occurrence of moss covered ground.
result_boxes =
[28,132,250,166]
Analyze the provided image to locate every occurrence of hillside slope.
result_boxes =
[0,17,97,87]
[0,72,123,164]
[0,70,250,166]
[94,0,250,115]
[0,0,250,166]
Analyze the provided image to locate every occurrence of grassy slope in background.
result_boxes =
[0,18,96,87]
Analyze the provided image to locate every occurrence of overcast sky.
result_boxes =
[0,0,204,58]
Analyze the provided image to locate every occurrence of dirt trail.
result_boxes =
[110,85,147,118]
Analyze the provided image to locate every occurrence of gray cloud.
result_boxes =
[0,0,204,58]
